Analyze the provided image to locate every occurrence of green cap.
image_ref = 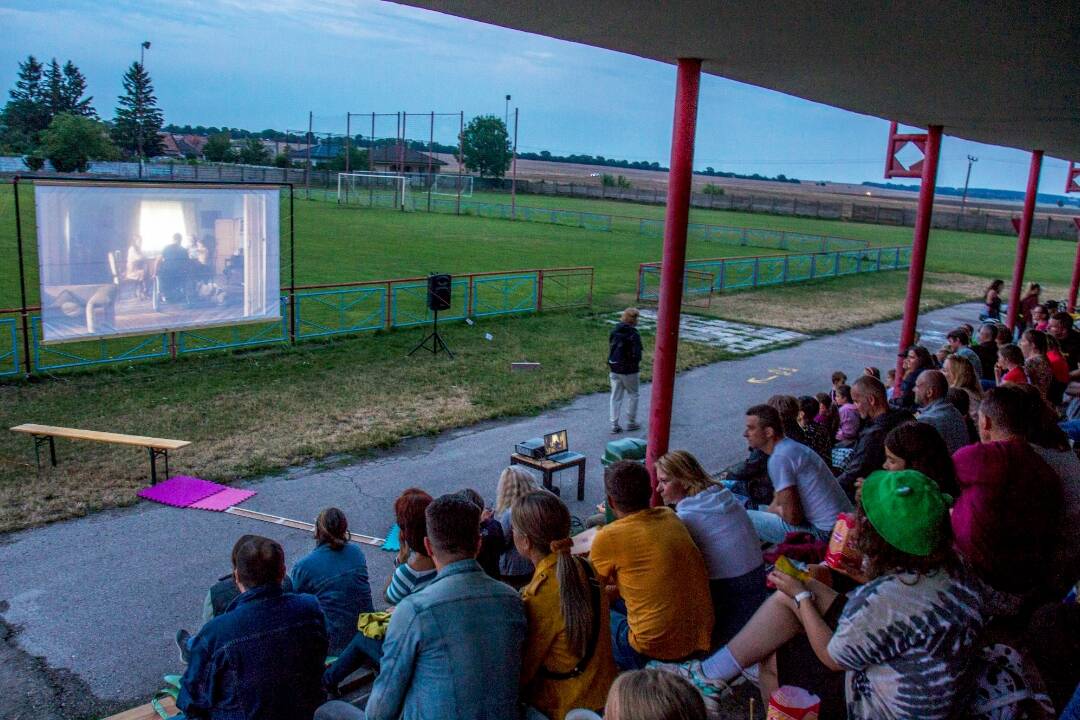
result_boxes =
[860,469,949,557]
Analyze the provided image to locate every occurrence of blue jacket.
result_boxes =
[177,584,328,720]
[365,559,526,720]
[290,542,374,654]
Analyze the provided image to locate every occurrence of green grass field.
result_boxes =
[2,184,1075,310]
[0,180,1073,532]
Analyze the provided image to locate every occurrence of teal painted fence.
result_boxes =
[3,267,593,377]
[637,246,912,302]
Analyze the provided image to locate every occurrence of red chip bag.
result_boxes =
[823,513,867,583]
[767,686,820,720]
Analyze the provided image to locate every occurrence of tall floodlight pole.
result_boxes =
[511,107,519,220]
[137,41,151,178]
[504,94,511,127]
[960,155,978,210]
[306,111,313,200]
[457,111,464,215]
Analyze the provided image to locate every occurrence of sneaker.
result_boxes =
[611,424,623,434]
[646,659,734,699]
[626,421,641,431]
[175,629,191,664]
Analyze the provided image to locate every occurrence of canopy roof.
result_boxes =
[391,1,1080,160]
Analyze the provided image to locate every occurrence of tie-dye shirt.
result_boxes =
[827,568,985,720]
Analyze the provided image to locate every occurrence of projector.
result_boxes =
[515,437,545,459]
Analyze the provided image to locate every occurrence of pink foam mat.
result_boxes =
[138,476,256,511]
[137,476,225,507]
[189,487,257,511]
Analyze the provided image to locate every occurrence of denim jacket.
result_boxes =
[365,559,526,720]
[177,584,328,720]
[290,542,374,654]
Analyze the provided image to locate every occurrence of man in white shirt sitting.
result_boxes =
[743,404,853,544]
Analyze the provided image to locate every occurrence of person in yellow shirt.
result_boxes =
[590,461,713,670]
[514,491,617,720]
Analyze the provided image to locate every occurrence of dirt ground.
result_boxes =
[0,605,130,720]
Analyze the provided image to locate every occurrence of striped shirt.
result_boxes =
[385,561,437,605]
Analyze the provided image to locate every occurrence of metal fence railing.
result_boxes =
[636,246,912,302]
[0,266,593,378]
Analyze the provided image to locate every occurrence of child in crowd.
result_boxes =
[830,371,847,404]
[834,384,860,446]
[604,669,707,720]
[884,368,897,401]
[815,392,839,439]
[797,395,833,463]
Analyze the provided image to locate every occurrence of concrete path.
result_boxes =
[0,302,980,709]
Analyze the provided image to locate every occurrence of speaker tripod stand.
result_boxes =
[408,309,454,358]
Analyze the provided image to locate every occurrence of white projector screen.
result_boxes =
[34,182,281,343]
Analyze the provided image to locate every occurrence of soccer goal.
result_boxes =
[431,173,473,197]
[337,172,409,210]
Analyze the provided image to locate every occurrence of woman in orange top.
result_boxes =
[513,491,617,720]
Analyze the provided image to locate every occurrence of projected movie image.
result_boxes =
[35,183,280,343]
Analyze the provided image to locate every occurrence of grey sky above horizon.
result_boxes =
[2,0,1073,194]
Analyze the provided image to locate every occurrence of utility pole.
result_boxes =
[960,154,978,211]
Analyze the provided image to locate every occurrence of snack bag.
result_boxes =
[767,685,820,720]
[823,513,867,583]
[766,555,810,589]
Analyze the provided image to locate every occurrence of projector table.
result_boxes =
[510,452,587,501]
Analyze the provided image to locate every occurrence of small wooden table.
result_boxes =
[11,423,190,484]
[510,452,587,501]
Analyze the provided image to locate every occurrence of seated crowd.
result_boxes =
[172,316,1080,720]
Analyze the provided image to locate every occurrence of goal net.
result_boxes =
[337,172,409,210]
[431,173,473,197]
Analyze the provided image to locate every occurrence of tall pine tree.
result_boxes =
[112,61,164,159]
[0,55,49,151]
[61,61,96,118]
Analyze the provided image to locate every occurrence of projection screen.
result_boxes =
[34,182,281,343]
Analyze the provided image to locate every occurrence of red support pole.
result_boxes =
[645,58,701,504]
[892,125,942,397]
[1004,150,1044,332]
[1070,218,1080,313]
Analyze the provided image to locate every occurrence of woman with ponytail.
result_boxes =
[290,507,374,655]
[512,491,617,720]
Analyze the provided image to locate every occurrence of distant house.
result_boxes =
[156,133,209,159]
[370,146,447,174]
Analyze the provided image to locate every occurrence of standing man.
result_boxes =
[608,307,643,434]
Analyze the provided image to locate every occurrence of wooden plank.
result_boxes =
[103,695,176,720]
[11,424,190,450]
[225,507,385,547]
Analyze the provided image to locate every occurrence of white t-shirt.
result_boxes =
[767,437,853,530]
[675,485,762,580]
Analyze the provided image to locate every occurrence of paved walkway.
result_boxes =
[0,302,980,707]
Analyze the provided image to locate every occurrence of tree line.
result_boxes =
[0,55,164,172]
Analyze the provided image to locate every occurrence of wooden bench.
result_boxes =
[11,424,190,484]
